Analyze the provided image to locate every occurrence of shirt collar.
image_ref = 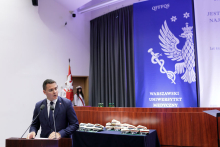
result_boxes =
[47,97,58,105]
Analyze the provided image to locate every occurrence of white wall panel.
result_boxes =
[194,0,220,107]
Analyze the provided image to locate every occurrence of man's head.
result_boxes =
[43,79,58,101]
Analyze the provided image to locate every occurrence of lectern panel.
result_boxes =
[5,138,71,147]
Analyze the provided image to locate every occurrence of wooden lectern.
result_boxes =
[6,138,72,147]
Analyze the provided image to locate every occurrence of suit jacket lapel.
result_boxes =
[54,97,61,119]
[42,99,50,126]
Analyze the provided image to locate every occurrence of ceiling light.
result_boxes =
[78,0,125,14]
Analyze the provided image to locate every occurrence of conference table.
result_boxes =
[72,129,160,147]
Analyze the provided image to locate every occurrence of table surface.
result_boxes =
[78,128,154,135]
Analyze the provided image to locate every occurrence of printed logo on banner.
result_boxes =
[148,13,196,84]
[133,0,198,108]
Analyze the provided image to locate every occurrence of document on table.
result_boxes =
[203,109,220,117]
[34,138,50,139]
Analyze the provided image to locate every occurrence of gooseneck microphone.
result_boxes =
[50,105,57,139]
[21,104,45,138]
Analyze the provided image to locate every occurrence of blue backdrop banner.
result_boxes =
[134,0,198,107]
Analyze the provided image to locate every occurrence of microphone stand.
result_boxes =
[52,110,57,139]
[21,104,45,138]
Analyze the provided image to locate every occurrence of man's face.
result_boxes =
[43,83,58,101]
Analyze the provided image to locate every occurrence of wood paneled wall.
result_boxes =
[74,107,220,147]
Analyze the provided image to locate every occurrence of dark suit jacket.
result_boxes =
[30,96,79,138]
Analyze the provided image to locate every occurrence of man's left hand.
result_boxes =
[48,132,61,139]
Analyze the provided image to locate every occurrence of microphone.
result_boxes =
[21,104,45,138]
[50,105,57,139]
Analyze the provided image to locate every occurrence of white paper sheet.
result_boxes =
[203,109,220,117]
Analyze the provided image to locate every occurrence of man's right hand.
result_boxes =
[26,132,36,139]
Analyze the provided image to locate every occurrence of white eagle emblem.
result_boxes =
[158,20,196,83]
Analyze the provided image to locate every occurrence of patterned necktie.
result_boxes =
[49,101,54,130]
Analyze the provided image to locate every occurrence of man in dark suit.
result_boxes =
[27,79,79,139]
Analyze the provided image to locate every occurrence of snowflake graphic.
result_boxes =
[171,16,177,22]
[183,12,190,19]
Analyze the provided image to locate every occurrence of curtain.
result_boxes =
[89,5,135,107]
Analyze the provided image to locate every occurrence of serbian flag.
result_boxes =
[65,64,74,101]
